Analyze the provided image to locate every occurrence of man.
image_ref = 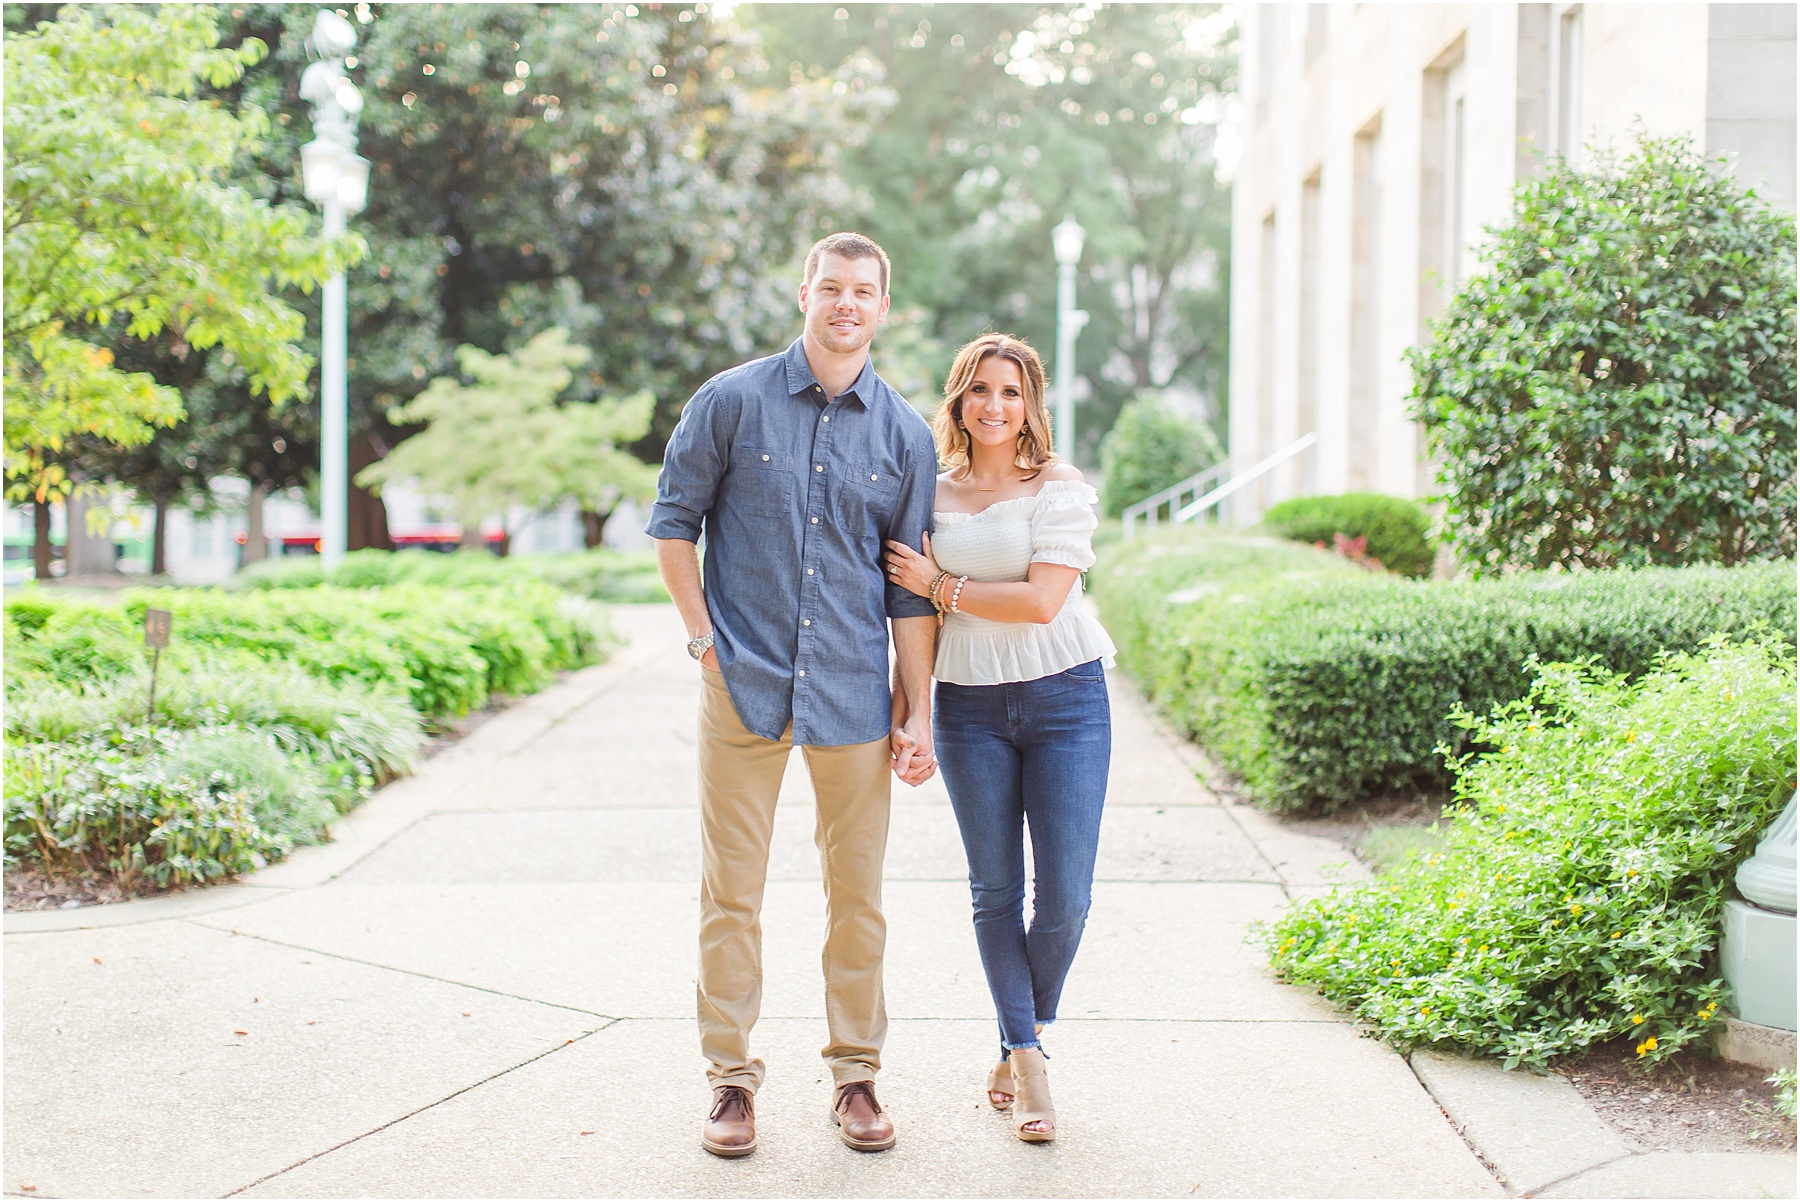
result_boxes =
[646,232,939,1158]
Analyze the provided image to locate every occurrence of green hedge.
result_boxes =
[1264,639,1796,1068]
[1260,493,1434,578]
[4,580,612,890]
[6,584,608,719]
[236,547,669,603]
[1091,529,1797,811]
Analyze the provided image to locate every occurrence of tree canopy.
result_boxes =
[2,5,352,499]
[748,3,1236,460]
[356,327,655,549]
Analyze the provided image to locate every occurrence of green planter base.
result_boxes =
[1721,898,1797,1031]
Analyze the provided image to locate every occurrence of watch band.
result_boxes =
[686,631,715,660]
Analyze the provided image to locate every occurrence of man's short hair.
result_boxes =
[804,232,891,297]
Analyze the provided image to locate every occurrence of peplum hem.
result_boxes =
[934,606,1117,686]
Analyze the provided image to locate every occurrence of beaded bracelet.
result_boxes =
[928,570,950,613]
[948,575,969,613]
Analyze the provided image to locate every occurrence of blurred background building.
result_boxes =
[1227,3,1797,517]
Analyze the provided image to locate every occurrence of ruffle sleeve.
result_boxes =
[1028,479,1101,570]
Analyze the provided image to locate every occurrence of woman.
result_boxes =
[884,332,1115,1143]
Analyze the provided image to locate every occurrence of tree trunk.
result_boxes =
[459,521,487,553]
[151,495,170,576]
[580,508,611,549]
[241,481,268,566]
[33,499,54,580]
[495,529,511,558]
[348,432,394,551]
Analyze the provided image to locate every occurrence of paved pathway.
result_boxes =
[5,605,1783,1197]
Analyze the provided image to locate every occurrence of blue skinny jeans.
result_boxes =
[933,659,1111,1057]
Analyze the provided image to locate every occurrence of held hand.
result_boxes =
[890,716,937,787]
[883,531,939,599]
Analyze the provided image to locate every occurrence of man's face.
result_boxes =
[799,253,889,357]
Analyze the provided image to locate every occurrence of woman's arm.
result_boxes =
[949,563,1083,625]
[884,536,1082,626]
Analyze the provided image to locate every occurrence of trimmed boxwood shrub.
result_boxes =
[1090,529,1796,811]
[1410,134,1797,573]
[1260,493,1434,578]
[1263,639,1796,1068]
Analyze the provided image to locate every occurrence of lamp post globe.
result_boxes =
[1051,214,1087,457]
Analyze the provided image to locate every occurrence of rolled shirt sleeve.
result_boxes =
[883,441,941,620]
[645,382,727,543]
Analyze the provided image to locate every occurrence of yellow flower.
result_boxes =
[1612,932,1622,939]
[1635,1035,1658,1056]
[1421,1006,1431,1015]
[1631,1014,1645,1025]
[1570,904,1583,915]
[1624,732,1636,742]
[1479,944,1489,952]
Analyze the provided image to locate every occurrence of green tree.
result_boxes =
[2,5,351,499]
[356,328,655,554]
[747,4,1236,461]
[1410,135,1797,573]
[1098,391,1223,516]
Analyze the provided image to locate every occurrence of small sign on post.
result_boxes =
[144,608,172,725]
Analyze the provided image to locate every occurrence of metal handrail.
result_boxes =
[1121,461,1229,539]
[1173,432,1319,523]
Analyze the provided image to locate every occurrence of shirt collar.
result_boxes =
[783,338,876,409]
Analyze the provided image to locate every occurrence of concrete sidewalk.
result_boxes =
[5,605,1790,1197]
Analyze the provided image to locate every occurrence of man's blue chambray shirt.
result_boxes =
[645,338,938,747]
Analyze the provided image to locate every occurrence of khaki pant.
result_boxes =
[697,668,893,1092]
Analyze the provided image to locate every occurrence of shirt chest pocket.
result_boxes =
[728,448,794,519]
[834,463,902,532]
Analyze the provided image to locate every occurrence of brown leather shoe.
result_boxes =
[830,1079,897,1152]
[702,1085,756,1158]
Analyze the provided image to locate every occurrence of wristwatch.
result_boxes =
[686,631,715,661]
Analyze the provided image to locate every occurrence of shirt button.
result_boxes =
[761,454,770,462]
[803,619,812,627]
[806,568,815,576]
[870,474,879,481]
[797,669,807,678]
[816,465,824,472]
[811,517,819,524]
[821,415,830,423]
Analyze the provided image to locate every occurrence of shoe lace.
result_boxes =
[710,1086,751,1122]
[836,1080,879,1113]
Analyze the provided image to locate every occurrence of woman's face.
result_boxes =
[960,355,1027,453]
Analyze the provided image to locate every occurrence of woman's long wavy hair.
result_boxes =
[931,333,1057,476]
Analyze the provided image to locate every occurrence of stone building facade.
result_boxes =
[1226,3,1796,515]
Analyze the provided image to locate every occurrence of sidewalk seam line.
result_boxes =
[187,923,620,1021]
[218,1021,619,1198]
[1520,1150,1641,1198]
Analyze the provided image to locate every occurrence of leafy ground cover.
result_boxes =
[5,582,612,892]
[1261,639,1796,1069]
[1090,528,1796,811]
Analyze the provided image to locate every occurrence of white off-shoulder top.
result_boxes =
[930,479,1118,686]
